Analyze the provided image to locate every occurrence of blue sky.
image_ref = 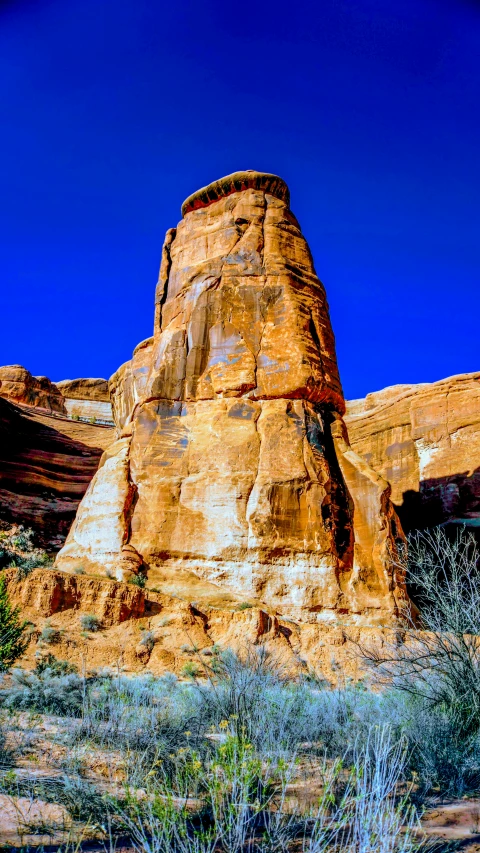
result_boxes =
[1,0,478,399]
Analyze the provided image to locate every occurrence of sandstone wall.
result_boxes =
[0,365,66,413]
[56,378,114,424]
[56,171,407,625]
[345,372,480,532]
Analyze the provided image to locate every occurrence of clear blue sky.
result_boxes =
[1,0,478,399]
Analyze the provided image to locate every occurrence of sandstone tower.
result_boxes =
[56,171,406,624]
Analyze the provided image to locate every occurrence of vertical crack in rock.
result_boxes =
[56,170,408,626]
[154,228,176,333]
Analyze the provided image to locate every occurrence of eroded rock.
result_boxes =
[56,171,407,625]
[345,372,480,532]
[0,365,65,413]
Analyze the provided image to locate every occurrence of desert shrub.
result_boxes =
[0,770,108,823]
[182,661,200,678]
[79,612,102,631]
[359,526,480,795]
[128,573,146,588]
[236,601,253,610]
[38,620,61,644]
[404,699,480,796]
[0,662,84,715]
[35,652,78,676]
[139,629,155,651]
[115,724,417,853]
[0,524,51,576]
[0,725,13,768]
[0,574,29,671]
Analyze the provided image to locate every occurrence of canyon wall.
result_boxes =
[345,372,480,532]
[56,378,114,424]
[0,365,65,413]
[56,171,406,625]
[0,397,114,549]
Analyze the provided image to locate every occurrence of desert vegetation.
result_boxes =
[0,526,479,849]
[0,523,52,576]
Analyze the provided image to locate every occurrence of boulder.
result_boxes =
[0,365,65,413]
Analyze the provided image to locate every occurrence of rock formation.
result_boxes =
[56,171,406,625]
[0,365,66,413]
[0,397,114,548]
[56,378,114,424]
[345,372,480,533]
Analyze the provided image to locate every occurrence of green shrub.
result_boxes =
[139,629,155,651]
[0,524,51,577]
[236,601,253,610]
[182,661,200,678]
[79,613,102,632]
[35,653,78,676]
[128,573,146,588]
[0,574,29,671]
[38,620,60,644]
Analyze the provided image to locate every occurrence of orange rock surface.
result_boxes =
[345,372,480,532]
[56,171,406,626]
[3,565,392,680]
[0,365,65,413]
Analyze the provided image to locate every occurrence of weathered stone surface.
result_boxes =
[56,378,110,402]
[56,378,114,424]
[57,171,406,625]
[5,567,145,626]
[0,396,114,548]
[4,563,395,681]
[345,372,480,532]
[0,365,65,413]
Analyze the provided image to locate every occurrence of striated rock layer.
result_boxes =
[56,171,407,625]
[0,397,114,549]
[345,372,480,533]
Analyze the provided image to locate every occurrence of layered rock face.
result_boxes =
[0,365,66,413]
[56,171,406,624]
[56,378,114,424]
[345,372,480,532]
[0,397,114,549]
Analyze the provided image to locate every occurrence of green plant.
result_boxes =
[0,574,29,671]
[39,620,60,645]
[128,573,146,588]
[79,613,102,632]
[35,653,77,675]
[139,630,155,652]
[0,524,51,576]
[236,602,253,610]
[362,528,480,732]
[182,661,200,678]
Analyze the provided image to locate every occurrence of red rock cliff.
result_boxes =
[345,372,480,533]
[56,171,407,625]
